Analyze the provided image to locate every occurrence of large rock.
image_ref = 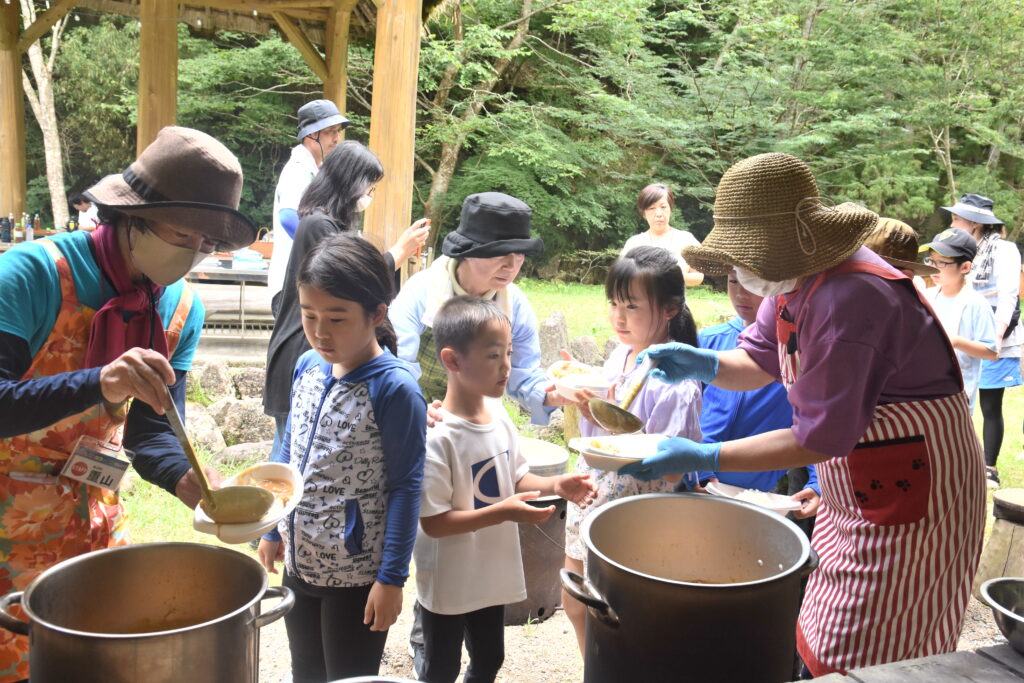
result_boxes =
[194,360,235,402]
[220,398,276,445]
[520,408,566,443]
[184,403,227,453]
[539,311,569,370]
[603,336,619,360]
[208,396,240,425]
[569,335,603,367]
[232,367,266,400]
[213,441,273,469]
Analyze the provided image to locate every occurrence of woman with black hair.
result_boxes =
[263,141,428,460]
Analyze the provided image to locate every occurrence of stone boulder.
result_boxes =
[208,396,240,425]
[220,398,276,445]
[184,402,227,453]
[603,336,619,360]
[569,335,603,367]
[193,360,234,402]
[520,408,565,443]
[538,311,569,370]
[213,441,273,469]
[232,367,266,400]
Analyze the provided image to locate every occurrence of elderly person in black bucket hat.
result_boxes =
[389,191,560,419]
[0,126,258,679]
[619,153,985,677]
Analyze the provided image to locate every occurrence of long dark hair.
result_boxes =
[296,232,397,354]
[606,246,698,346]
[297,140,384,227]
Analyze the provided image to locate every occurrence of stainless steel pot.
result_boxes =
[0,542,293,683]
[560,493,817,683]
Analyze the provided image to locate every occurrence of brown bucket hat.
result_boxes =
[85,126,257,250]
[682,153,878,281]
[861,214,937,277]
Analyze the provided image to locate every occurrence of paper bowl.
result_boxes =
[568,434,665,472]
[193,462,303,544]
[705,481,801,515]
[546,360,611,400]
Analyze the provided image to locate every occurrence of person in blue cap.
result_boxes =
[941,193,1022,487]
[268,99,350,314]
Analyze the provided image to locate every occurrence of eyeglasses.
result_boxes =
[923,256,959,269]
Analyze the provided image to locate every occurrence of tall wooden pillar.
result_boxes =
[137,0,178,154]
[323,0,352,116]
[365,0,422,252]
[0,2,25,217]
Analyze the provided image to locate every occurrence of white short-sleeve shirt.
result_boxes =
[621,227,701,271]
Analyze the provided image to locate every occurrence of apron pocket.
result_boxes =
[848,435,931,526]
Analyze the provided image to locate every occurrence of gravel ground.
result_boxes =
[258,586,1003,683]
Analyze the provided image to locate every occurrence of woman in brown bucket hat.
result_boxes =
[620,153,985,676]
[0,127,257,681]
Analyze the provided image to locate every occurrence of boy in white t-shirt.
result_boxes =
[922,228,998,412]
[414,296,596,683]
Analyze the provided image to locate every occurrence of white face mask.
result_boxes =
[735,267,799,298]
[355,195,373,213]
[129,223,206,286]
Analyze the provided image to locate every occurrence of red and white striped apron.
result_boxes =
[776,259,986,676]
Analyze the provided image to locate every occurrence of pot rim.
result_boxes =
[580,492,812,588]
[18,542,269,639]
[981,577,1024,625]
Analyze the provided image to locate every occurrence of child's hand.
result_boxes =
[498,491,555,525]
[791,488,821,519]
[555,473,598,508]
[364,581,403,632]
[257,539,282,574]
[543,348,577,408]
[426,400,444,428]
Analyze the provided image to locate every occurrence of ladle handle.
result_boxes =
[619,363,655,412]
[163,385,216,507]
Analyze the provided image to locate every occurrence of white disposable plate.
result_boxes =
[705,480,802,514]
[193,462,304,544]
[546,360,611,400]
[568,434,665,472]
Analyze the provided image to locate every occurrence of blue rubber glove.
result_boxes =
[638,342,719,384]
[619,438,721,482]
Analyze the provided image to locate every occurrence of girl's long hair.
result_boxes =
[297,140,384,228]
[296,232,397,354]
[606,246,698,346]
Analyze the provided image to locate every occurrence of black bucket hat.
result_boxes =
[442,192,545,259]
[940,193,1004,225]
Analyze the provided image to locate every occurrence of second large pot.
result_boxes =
[561,493,816,683]
[0,542,293,683]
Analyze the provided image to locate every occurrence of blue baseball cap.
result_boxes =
[921,228,978,261]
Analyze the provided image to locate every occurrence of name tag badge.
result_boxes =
[60,435,130,491]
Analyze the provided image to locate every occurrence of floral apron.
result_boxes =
[778,258,986,676]
[0,239,193,682]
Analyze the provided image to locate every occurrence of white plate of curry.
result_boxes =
[193,462,303,544]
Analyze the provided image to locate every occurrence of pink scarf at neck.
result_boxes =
[83,223,169,369]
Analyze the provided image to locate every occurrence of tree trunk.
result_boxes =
[20,1,68,227]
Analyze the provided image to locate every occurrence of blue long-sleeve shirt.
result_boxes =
[697,318,818,495]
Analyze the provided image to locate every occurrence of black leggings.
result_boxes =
[282,572,389,683]
[978,387,1005,468]
[419,602,505,683]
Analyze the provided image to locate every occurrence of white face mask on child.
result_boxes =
[735,267,799,298]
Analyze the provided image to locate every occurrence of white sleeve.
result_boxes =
[420,431,455,517]
[992,241,1022,326]
[277,162,314,213]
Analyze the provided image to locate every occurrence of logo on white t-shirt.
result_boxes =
[471,451,508,509]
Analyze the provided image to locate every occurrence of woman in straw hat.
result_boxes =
[620,153,986,676]
[0,126,257,681]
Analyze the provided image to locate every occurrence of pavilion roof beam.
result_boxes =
[196,1,329,21]
[272,11,327,81]
[18,0,79,53]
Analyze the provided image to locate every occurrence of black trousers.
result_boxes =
[282,572,389,683]
[419,602,505,683]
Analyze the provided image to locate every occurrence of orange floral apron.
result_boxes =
[778,259,986,675]
[0,239,193,682]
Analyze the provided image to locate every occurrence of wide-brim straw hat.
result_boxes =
[85,126,258,251]
[861,214,937,277]
[682,153,878,281]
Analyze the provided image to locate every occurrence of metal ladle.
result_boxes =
[163,387,274,524]
[588,362,655,435]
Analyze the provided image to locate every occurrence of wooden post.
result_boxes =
[365,0,422,267]
[137,0,179,154]
[0,1,26,217]
[323,0,353,115]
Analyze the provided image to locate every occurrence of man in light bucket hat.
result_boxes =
[940,193,1022,488]
[268,99,350,310]
[619,153,985,677]
[0,126,257,680]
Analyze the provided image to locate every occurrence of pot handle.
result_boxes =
[254,585,295,629]
[559,569,620,628]
[0,592,29,636]
[799,547,820,578]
